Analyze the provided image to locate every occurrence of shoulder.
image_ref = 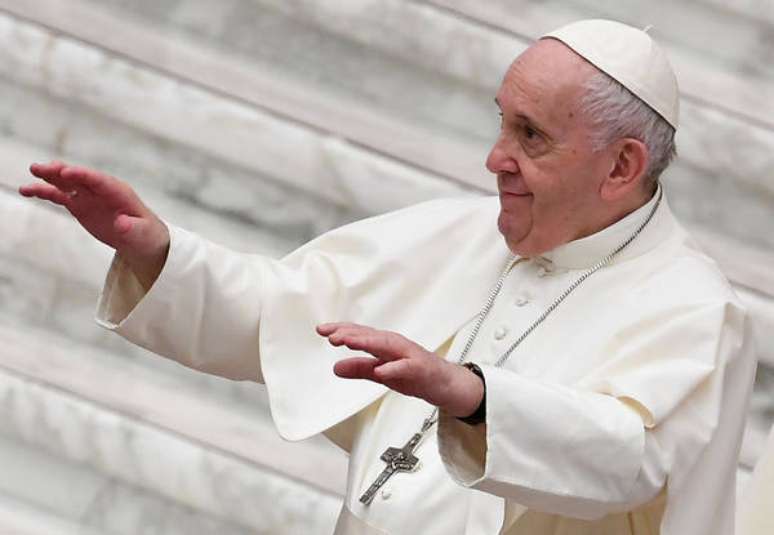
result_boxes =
[282,195,502,263]
[307,195,499,246]
[623,221,745,322]
[351,195,498,231]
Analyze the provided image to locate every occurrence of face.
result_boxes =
[487,39,615,256]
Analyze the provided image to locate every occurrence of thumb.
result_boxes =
[114,213,135,235]
[114,213,167,256]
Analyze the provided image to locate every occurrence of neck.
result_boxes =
[509,186,659,258]
[574,187,656,244]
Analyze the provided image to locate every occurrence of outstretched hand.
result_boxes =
[317,322,484,418]
[19,161,170,290]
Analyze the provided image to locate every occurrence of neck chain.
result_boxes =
[359,189,663,505]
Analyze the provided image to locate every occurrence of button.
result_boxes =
[537,266,548,277]
[493,326,508,340]
[514,295,529,307]
[381,489,392,500]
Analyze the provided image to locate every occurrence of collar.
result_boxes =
[515,185,675,271]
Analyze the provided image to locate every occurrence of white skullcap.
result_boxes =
[542,19,680,129]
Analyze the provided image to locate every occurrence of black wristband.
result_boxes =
[457,362,486,426]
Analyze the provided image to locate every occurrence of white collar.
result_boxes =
[518,186,674,271]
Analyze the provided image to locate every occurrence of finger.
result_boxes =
[18,182,73,206]
[29,160,70,189]
[112,213,165,255]
[330,330,411,362]
[114,213,135,235]
[316,322,359,336]
[325,324,377,346]
[333,357,380,381]
[60,165,111,194]
[29,160,66,178]
[61,166,146,219]
[373,359,412,382]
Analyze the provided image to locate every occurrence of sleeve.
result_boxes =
[93,195,519,441]
[437,371,666,520]
[95,221,268,382]
[93,199,467,384]
[436,298,747,520]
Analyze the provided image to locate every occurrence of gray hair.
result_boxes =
[580,69,677,189]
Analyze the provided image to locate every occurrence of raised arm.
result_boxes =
[19,161,170,291]
[19,160,265,381]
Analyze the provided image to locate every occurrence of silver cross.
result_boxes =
[359,433,422,505]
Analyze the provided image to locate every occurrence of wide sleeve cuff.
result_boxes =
[94,222,265,382]
[96,220,183,332]
[437,365,646,519]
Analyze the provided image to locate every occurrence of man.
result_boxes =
[19,19,755,535]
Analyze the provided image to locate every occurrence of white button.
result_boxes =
[514,295,529,307]
[381,489,392,500]
[537,266,548,277]
[494,326,508,340]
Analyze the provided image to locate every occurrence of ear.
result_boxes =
[600,138,649,201]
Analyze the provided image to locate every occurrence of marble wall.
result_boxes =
[0,1,772,532]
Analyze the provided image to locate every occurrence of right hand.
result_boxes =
[19,161,170,290]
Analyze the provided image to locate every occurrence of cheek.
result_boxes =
[519,168,575,231]
[528,162,599,239]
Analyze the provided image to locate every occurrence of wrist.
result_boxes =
[456,362,486,425]
[121,241,169,292]
[441,361,485,420]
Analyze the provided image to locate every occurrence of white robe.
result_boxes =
[737,425,774,535]
[96,191,756,534]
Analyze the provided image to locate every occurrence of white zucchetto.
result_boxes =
[542,19,680,130]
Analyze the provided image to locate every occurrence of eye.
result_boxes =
[519,124,548,157]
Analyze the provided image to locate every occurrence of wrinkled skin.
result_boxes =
[489,38,651,257]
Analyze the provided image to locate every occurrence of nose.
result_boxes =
[485,136,519,176]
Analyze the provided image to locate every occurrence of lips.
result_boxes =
[497,174,531,196]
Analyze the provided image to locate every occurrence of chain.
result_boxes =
[419,188,663,433]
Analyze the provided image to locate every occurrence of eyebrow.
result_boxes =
[494,97,552,139]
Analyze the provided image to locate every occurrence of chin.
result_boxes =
[498,213,532,255]
[498,215,557,257]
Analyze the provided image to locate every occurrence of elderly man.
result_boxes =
[19,19,754,535]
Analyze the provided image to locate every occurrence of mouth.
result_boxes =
[497,174,531,197]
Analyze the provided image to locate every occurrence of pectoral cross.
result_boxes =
[359,432,422,505]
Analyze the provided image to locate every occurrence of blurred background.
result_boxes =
[0,1,772,533]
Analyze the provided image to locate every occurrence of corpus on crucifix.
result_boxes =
[360,432,423,506]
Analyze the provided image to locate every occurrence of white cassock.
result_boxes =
[95,189,756,534]
[737,425,774,535]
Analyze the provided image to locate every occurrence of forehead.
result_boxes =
[496,39,594,129]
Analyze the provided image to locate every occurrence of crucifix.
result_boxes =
[359,432,423,505]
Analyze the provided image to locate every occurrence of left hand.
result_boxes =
[316,322,484,418]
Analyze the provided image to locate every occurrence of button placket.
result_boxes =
[493,326,509,340]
